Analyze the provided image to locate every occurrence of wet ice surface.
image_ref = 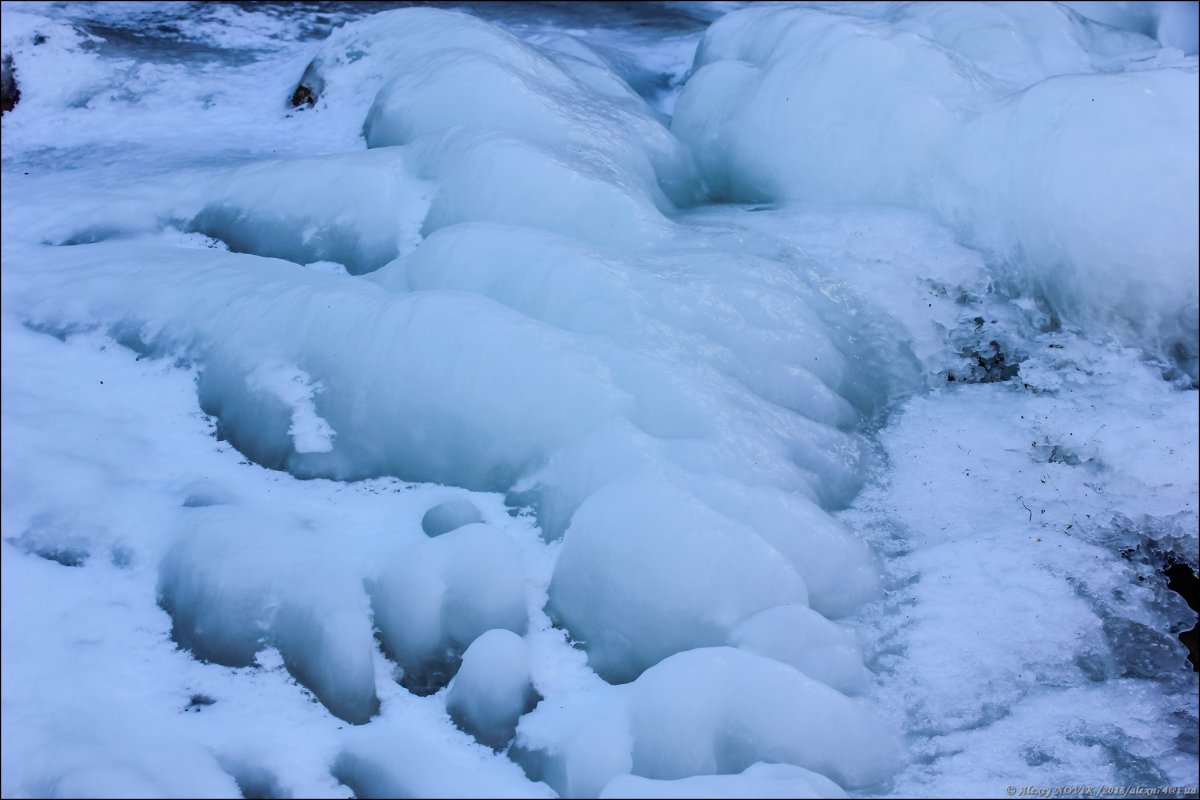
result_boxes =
[1,1,1197,798]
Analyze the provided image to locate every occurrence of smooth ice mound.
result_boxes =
[334,719,554,799]
[673,1,1199,369]
[371,523,528,695]
[515,647,900,798]
[446,629,540,750]
[600,762,848,799]
[185,148,432,274]
[421,498,484,537]
[12,147,431,276]
[728,604,870,696]
[159,509,380,725]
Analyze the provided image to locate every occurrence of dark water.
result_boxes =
[231,1,722,33]
[55,0,719,65]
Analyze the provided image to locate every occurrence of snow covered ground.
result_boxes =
[1,1,1196,798]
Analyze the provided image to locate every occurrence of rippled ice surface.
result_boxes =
[1,2,1196,798]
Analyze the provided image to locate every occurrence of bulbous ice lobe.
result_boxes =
[515,647,900,797]
[673,2,1199,371]
[158,510,379,725]
[600,762,849,799]
[370,524,528,695]
[301,5,700,245]
[549,479,811,683]
[446,629,540,750]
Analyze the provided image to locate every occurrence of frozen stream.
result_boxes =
[1,2,1197,798]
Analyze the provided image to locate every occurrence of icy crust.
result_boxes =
[846,324,1199,793]
[673,2,1199,369]
[514,647,900,798]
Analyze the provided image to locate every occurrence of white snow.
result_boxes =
[245,361,336,453]
[2,1,1196,798]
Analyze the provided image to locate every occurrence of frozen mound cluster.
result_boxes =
[673,1,1199,376]
[3,6,906,795]
[5,1,1194,797]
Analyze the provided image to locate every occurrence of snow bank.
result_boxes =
[674,2,1199,365]
[17,736,240,799]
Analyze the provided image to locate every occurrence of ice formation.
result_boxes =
[2,1,1196,798]
[446,628,540,750]
[673,2,1199,372]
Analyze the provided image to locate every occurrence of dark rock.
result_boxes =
[395,648,463,697]
[1164,561,1200,671]
[1111,524,1200,675]
[2,53,19,114]
[945,339,1021,384]
[186,693,216,712]
[290,83,315,108]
